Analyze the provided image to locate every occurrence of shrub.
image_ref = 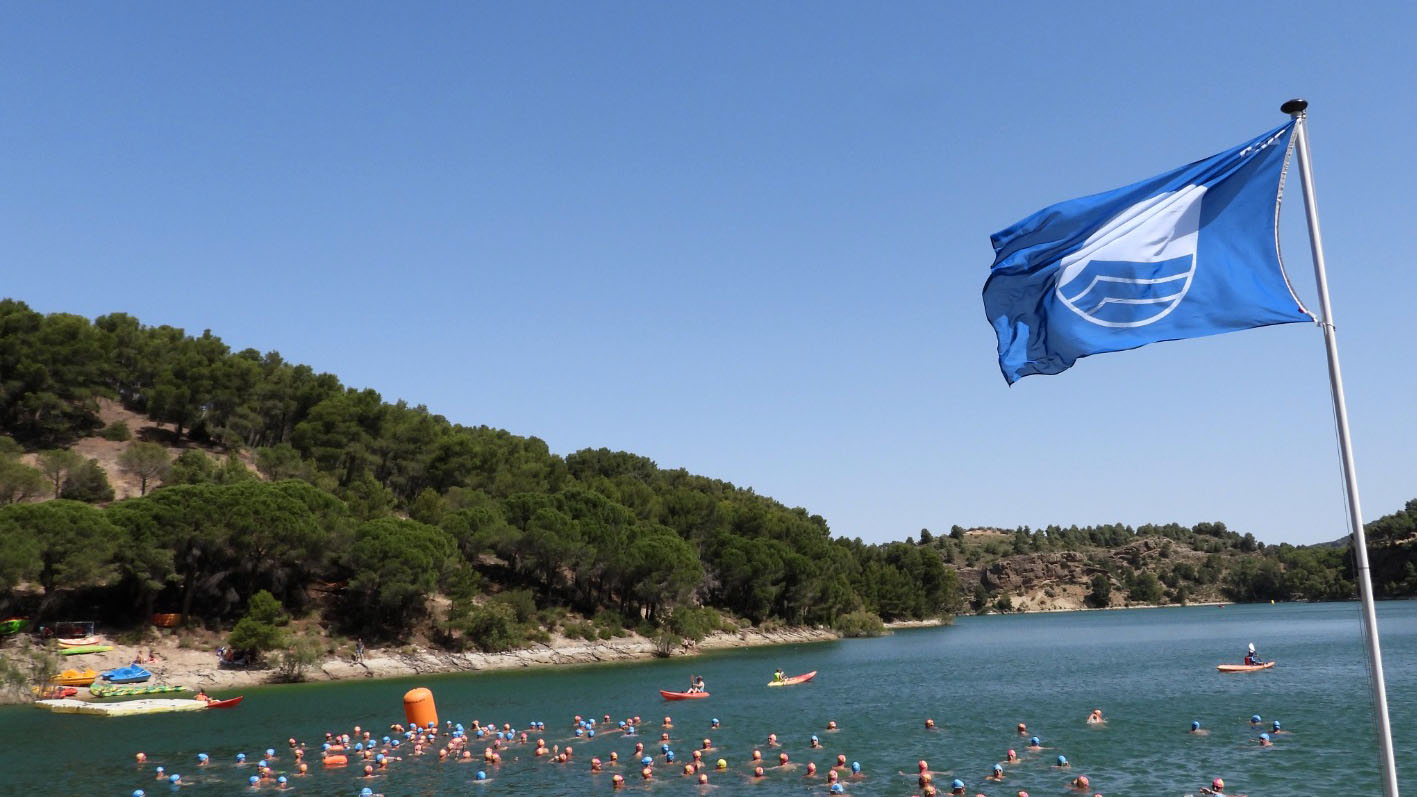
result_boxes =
[98,421,131,442]
[562,621,597,641]
[460,603,521,653]
[832,610,886,638]
[227,590,291,658]
[652,630,681,658]
[273,634,323,682]
[593,609,630,634]
[667,607,724,642]
[60,458,114,503]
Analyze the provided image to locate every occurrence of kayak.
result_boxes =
[59,645,114,656]
[660,690,710,701]
[1217,662,1275,673]
[205,696,244,709]
[56,636,99,647]
[50,669,98,686]
[767,670,817,687]
[0,618,28,636]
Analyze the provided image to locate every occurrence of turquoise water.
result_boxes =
[4,601,1414,795]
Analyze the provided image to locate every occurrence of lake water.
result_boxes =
[5,601,1414,795]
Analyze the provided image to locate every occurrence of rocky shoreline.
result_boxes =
[5,626,841,705]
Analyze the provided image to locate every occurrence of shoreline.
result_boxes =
[7,626,843,705]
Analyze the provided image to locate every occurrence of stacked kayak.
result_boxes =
[101,665,153,684]
[56,636,99,647]
[50,669,98,686]
[767,670,817,687]
[91,683,187,699]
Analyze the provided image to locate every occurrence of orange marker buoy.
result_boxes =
[404,687,438,728]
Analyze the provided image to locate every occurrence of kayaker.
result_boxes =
[694,674,705,693]
[1244,643,1261,666]
[194,688,211,703]
[774,668,785,682]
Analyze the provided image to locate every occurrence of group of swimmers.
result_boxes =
[122,701,1286,796]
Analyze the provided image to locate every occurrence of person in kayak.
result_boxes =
[694,675,705,693]
[1244,643,1261,666]
[774,668,785,683]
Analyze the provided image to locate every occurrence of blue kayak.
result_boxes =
[100,664,153,684]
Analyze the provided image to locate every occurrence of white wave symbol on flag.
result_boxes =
[1056,184,1204,328]
[1058,256,1194,326]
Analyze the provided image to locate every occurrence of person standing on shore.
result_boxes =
[355,638,365,664]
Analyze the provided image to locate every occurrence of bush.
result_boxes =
[667,607,724,642]
[832,610,886,638]
[593,609,630,635]
[652,630,681,658]
[60,458,114,503]
[460,602,521,653]
[228,590,291,658]
[562,621,597,641]
[98,421,132,442]
[273,634,323,682]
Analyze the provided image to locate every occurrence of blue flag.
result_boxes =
[983,122,1312,384]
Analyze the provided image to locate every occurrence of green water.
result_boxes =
[5,601,1414,795]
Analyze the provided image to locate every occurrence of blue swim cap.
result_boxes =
[588,729,596,737]
[993,763,1003,772]
[278,776,287,784]
[156,766,165,772]
[1260,732,1271,741]
[851,761,861,772]
[476,770,487,780]
[811,735,819,742]
[1056,755,1067,765]
[1030,736,1040,745]
[619,720,626,727]
[249,775,259,785]
[641,756,653,766]
[830,785,844,794]
[391,739,400,747]
[266,748,275,756]
[712,718,719,724]
[383,735,391,743]
[355,742,364,751]
[237,753,246,760]
[362,789,374,796]
[575,729,584,737]
[259,760,269,768]
[1192,721,1200,730]
[1252,714,1262,723]
[952,778,965,789]
[133,791,145,797]
[376,754,385,763]
[197,753,208,761]
[660,744,670,753]
[168,774,180,783]
[1273,720,1281,729]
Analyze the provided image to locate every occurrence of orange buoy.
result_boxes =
[404,687,438,729]
[322,755,348,767]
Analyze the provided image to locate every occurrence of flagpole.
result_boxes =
[1283,97,1400,797]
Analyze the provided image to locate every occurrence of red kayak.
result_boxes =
[659,690,710,701]
[767,670,817,687]
[205,696,244,708]
[1217,662,1275,673]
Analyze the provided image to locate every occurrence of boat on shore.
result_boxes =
[100,665,153,684]
[1217,661,1275,673]
[56,636,99,647]
[50,668,98,686]
[59,645,114,656]
[767,670,817,687]
[35,697,208,717]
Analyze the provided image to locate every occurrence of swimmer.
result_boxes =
[751,749,763,762]
[1071,775,1090,791]
[838,754,851,771]
[849,761,864,779]
[826,720,838,731]
[1054,755,1070,768]
[752,766,765,779]
[806,762,819,778]
[197,753,209,766]
[710,718,721,728]
[702,738,715,751]
[810,735,822,749]
[1200,777,1234,796]
[777,752,795,770]
[1017,722,1029,736]
[925,718,936,729]
[987,763,1005,781]
[1271,720,1285,734]
[663,716,673,728]
[611,773,624,789]
[1189,720,1209,735]
[155,766,166,780]
[1005,748,1019,763]
[1257,733,1272,748]
[715,758,727,770]
[1086,708,1104,725]
[1249,714,1262,726]
[950,777,966,794]
[767,732,779,747]
[1028,736,1043,750]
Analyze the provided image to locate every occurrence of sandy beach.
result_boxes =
[10,625,841,705]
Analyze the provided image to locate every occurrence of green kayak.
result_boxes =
[0,618,27,636]
[89,683,188,699]
[59,645,114,656]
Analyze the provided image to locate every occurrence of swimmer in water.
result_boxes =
[1086,708,1104,725]
[1070,774,1090,791]
[805,762,818,778]
[1271,720,1286,734]
[1189,721,1209,736]
[1005,749,1019,764]
[925,718,936,729]
[1249,714,1262,727]
[1054,755,1070,768]
[1027,736,1043,750]
[1257,733,1272,748]
[810,735,822,749]
[949,777,967,794]
[1017,722,1029,736]
[1200,776,1233,795]
[987,763,1005,781]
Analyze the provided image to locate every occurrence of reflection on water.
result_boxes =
[3,601,1413,794]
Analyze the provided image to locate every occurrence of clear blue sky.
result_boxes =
[3,2,1413,546]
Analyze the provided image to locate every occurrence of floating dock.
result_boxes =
[36,698,208,717]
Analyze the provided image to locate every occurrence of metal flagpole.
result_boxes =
[1282,97,1400,796]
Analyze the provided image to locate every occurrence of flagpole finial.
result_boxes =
[1281,99,1308,117]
